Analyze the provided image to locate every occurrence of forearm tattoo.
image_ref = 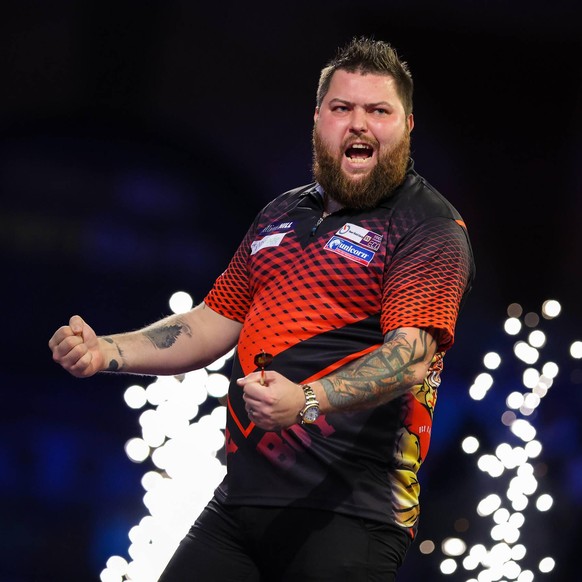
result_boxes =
[144,319,193,349]
[103,337,124,372]
[101,319,193,372]
[321,329,435,410]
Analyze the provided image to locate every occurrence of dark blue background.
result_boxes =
[2,1,581,580]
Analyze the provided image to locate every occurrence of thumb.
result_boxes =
[69,314,85,336]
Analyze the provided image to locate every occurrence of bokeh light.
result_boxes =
[168,291,194,314]
[101,296,570,580]
[434,298,566,581]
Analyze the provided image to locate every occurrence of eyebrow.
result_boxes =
[329,98,393,108]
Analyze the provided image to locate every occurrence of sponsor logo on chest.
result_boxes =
[324,223,383,265]
[324,236,375,266]
[336,223,383,251]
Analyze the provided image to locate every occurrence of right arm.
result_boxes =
[48,302,243,378]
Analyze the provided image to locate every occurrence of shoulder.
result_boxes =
[272,182,317,205]
[259,182,318,217]
[385,169,465,225]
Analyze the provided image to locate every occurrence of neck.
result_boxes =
[324,194,343,214]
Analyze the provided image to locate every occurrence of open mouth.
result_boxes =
[345,143,374,161]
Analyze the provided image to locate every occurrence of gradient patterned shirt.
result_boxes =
[204,164,475,535]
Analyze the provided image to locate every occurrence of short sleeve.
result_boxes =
[381,217,473,351]
[204,224,256,323]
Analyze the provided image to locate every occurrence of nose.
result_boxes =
[349,107,368,134]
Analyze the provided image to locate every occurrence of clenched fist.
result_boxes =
[48,315,106,378]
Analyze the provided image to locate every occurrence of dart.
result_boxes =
[254,350,273,385]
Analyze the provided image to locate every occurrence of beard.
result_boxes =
[312,127,411,210]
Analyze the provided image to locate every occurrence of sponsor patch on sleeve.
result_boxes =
[259,221,295,235]
[251,232,287,255]
[336,223,383,251]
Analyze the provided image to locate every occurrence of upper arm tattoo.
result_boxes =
[321,329,436,410]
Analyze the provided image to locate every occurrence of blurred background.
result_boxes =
[1,0,581,580]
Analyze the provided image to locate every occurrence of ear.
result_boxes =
[407,113,414,132]
[314,107,320,124]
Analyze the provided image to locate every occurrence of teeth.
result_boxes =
[346,142,373,162]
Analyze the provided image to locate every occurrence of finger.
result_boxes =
[48,324,75,350]
[244,395,258,418]
[236,372,262,386]
[68,350,94,377]
[238,370,275,388]
[242,390,262,408]
[48,328,66,351]
[242,383,271,406]
[237,376,261,395]
[50,333,82,361]
[55,338,88,365]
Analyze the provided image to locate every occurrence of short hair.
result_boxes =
[316,37,414,116]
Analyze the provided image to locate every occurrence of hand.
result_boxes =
[237,370,305,431]
[48,315,105,378]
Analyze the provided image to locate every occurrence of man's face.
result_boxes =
[313,70,414,208]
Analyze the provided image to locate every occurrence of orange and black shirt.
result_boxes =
[204,164,475,534]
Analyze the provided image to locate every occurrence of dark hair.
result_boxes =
[316,37,413,116]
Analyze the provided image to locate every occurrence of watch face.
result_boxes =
[303,405,320,423]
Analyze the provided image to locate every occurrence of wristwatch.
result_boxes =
[299,384,320,424]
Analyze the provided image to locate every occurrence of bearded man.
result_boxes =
[50,37,475,581]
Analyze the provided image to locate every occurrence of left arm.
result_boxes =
[238,326,437,430]
[316,326,437,411]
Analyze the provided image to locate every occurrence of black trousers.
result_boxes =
[158,496,412,581]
